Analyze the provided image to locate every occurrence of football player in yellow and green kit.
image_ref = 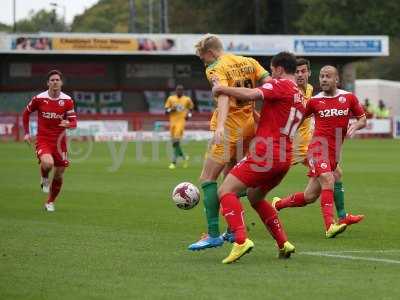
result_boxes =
[282,58,364,226]
[188,34,270,250]
[165,85,194,169]
[291,58,314,166]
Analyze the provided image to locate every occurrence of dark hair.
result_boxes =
[271,52,297,74]
[296,58,310,70]
[47,69,63,81]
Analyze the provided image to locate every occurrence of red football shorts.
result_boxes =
[36,141,69,167]
[230,155,291,193]
[306,142,337,177]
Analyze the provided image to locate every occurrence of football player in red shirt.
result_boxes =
[273,66,366,237]
[294,59,364,227]
[23,70,77,212]
[211,52,303,264]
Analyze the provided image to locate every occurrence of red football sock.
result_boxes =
[220,192,247,245]
[320,189,334,230]
[252,200,287,248]
[47,178,63,203]
[275,192,307,210]
[40,165,50,178]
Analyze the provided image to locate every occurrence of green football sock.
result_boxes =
[177,143,185,158]
[201,181,220,238]
[236,189,247,198]
[172,142,180,163]
[173,141,184,158]
[334,181,346,219]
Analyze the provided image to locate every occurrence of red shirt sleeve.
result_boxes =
[26,97,39,113]
[65,100,77,128]
[350,94,365,118]
[22,97,38,135]
[256,81,279,102]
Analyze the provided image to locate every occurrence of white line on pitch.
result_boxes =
[316,249,400,254]
[301,252,400,265]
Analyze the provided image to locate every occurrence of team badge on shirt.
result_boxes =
[339,96,346,104]
[58,100,65,106]
[262,83,273,90]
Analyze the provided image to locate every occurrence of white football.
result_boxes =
[172,182,200,210]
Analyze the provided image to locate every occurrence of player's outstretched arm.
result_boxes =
[347,116,367,138]
[212,86,263,102]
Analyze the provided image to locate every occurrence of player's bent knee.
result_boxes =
[40,154,54,167]
[304,191,319,203]
[199,159,224,183]
[321,172,335,183]
[217,186,227,199]
[334,166,343,181]
[217,183,234,199]
[319,172,335,188]
[247,194,258,206]
[41,160,54,170]
[199,174,215,183]
[247,189,264,206]
[53,169,65,181]
[42,162,53,169]
[199,169,211,183]
[53,174,63,181]
[249,198,261,208]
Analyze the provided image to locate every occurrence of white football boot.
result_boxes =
[44,202,55,212]
[41,177,50,193]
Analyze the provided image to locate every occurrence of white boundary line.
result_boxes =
[314,250,400,254]
[301,251,400,265]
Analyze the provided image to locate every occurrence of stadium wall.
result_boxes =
[0,33,389,114]
[0,54,374,114]
[0,111,394,142]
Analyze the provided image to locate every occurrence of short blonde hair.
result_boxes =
[195,34,223,56]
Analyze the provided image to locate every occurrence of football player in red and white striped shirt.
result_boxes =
[22,70,77,212]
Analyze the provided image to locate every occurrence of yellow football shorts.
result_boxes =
[291,146,308,165]
[207,135,254,164]
[170,122,185,139]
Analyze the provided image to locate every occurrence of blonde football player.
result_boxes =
[188,34,270,250]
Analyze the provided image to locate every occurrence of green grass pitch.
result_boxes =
[1,139,399,299]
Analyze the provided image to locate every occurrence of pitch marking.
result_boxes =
[301,251,400,265]
[317,250,400,254]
